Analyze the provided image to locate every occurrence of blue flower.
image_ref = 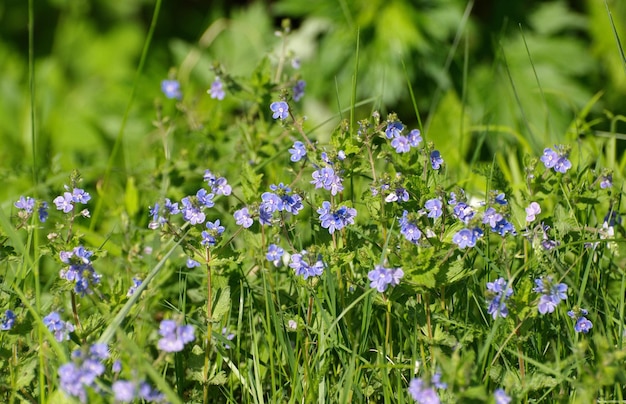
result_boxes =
[567,308,592,333]
[541,146,572,173]
[270,101,289,120]
[201,220,225,246]
[311,167,344,195]
[209,77,225,100]
[385,187,409,203]
[292,80,306,101]
[43,311,75,342]
[452,228,480,249]
[1,310,16,330]
[266,244,284,267]
[59,246,101,296]
[385,121,404,139]
[186,258,201,268]
[368,265,404,292]
[157,320,195,352]
[494,388,511,404]
[38,201,49,222]
[491,218,516,237]
[494,192,507,205]
[391,136,411,153]
[600,174,612,189]
[424,198,443,219]
[58,344,109,402]
[453,202,474,224]
[430,150,444,170]
[204,170,232,196]
[408,129,422,147]
[482,207,503,228]
[486,278,513,319]
[525,202,541,222]
[289,251,324,279]
[234,207,253,228]
[533,276,567,315]
[289,141,307,162]
[408,377,440,404]
[399,211,422,244]
[14,196,35,214]
[161,79,182,99]
[53,193,74,213]
[317,201,357,234]
[126,277,142,297]
[181,197,206,225]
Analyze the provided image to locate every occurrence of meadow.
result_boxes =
[1,1,626,403]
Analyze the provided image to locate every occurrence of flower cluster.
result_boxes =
[311,166,344,195]
[157,320,195,352]
[43,311,75,342]
[112,380,165,403]
[317,201,357,234]
[266,244,284,267]
[181,189,215,225]
[161,79,182,100]
[204,169,232,196]
[292,79,306,101]
[59,246,101,296]
[494,388,512,404]
[53,186,91,215]
[370,174,409,204]
[209,77,225,100]
[533,275,568,314]
[452,228,483,249]
[289,141,307,162]
[399,211,422,244]
[486,278,513,319]
[567,308,593,333]
[58,344,109,402]
[368,265,404,292]
[408,373,446,404]
[383,120,423,154]
[15,196,48,222]
[289,250,324,280]
[201,220,225,246]
[540,145,572,173]
[148,198,180,229]
[258,183,304,225]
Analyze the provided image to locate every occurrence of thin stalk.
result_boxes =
[203,247,213,404]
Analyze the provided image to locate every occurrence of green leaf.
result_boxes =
[211,286,230,322]
[124,176,139,217]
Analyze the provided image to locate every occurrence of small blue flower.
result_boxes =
[482,207,503,228]
[408,129,422,147]
[1,310,16,330]
[289,251,324,279]
[14,196,35,214]
[452,228,479,249]
[385,187,409,203]
[38,201,49,222]
[126,277,142,297]
[494,192,507,205]
[234,207,253,228]
[186,258,201,268]
[486,278,513,319]
[59,344,109,402]
[385,121,404,139]
[43,311,75,342]
[59,246,101,296]
[292,80,306,102]
[533,275,567,314]
[317,201,357,234]
[201,220,225,246]
[161,79,182,100]
[600,174,612,189]
[398,211,422,244]
[453,202,474,224]
[494,388,511,404]
[368,265,404,292]
[567,308,592,333]
[266,244,284,267]
[430,150,444,170]
[209,77,225,100]
[424,198,443,219]
[270,101,289,120]
[525,202,541,222]
[311,167,344,195]
[391,136,411,153]
[289,141,307,162]
[408,377,440,404]
[157,320,195,352]
[53,192,75,213]
[541,146,572,173]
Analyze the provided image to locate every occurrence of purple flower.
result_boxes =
[424,198,443,219]
[292,80,306,102]
[430,150,444,170]
[58,344,109,403]
[1,310,16,330]
[14,196,35,214]
[494,388,511,404]
[525,202,541,222]
[126,277,142,297]
[209,77,225,100]
[482,207,503,228]
[540,147,559,168]
[181,197,205,225]
[311,167,344,195]
[541,146,572,173]
[385,187,409,203]
[492,218,516,237]
[385,121,404,139]
[201,220,225,246]
[494,192,507,205]
[600,174,612,189]
[266,244,284,267]
[452,228,479,249]
[533,275,567,314]
[391,136,411,153]
[408,377,440,404]
[289,141,307,162]
[157,320,195,352]
[567,309,593,333]
[399,211,421,244]
[112,380,136,402]
[453,202,474,224]
[161,79,182,100]
[289,251,324,279]
[43,311,74,342]
[53,192,75,213]
[368,265,404,292]
[408,129,422,147]
[234,207,253,228]
[270,101,289,120]
[38,201,49,222]
[221,327,235,349]
[317,201,357,234]
[59,246,101,296]
[186,258,201,268]
[486,278,513,319]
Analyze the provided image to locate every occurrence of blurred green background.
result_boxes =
[1,0,625,201]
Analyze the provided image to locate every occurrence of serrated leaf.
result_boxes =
[211,286,230,322]
[208,371,227,385]
[16,358,37,390]
[240,163,264,201]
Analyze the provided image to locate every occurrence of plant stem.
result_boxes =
[203,247,213,404]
